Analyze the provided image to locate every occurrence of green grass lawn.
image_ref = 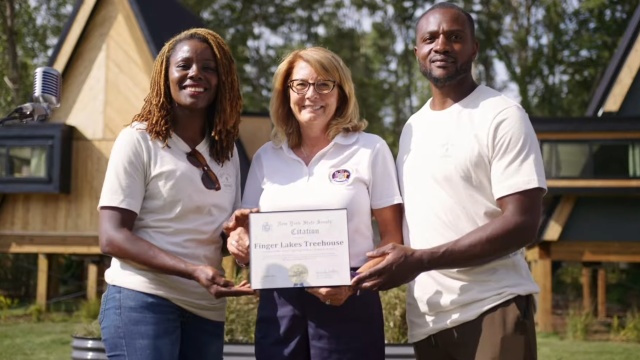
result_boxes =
[537,333,640,360]
[0,321,79,360]
[2,320,640,360]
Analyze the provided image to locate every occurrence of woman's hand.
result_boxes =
[227,227,250,266]
[355,256,386,275]
[223,208,259,234]
[306,286,353,306]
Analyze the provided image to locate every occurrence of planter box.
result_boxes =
[71,336,107,360]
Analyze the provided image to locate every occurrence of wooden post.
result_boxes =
[87,260,98,301]
[36,253,49,310]
[597,267,607,320]
[529,243,553,333]
[582,266,593,313]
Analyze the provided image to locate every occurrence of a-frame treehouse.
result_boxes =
[529,5,640,332]
[0,0,271,308]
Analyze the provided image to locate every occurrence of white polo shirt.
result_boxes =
[98,122,241,322]
[242,131,402,267]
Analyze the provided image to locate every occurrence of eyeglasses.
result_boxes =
[186,149,221,191]
[288,79,336,95]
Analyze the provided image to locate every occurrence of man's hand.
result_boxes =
[192,265,255,298]
[351,243,425,291]
[306,286,353,306]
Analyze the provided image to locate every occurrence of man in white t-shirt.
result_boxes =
[352,3,546,359]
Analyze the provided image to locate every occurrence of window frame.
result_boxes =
[0,123,72,193]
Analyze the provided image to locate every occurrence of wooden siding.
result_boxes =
[0,140,112,238]
[51,0,114,139]
[239,116,272,159]
[0,235,100,254]
[547,179,640,188]
[104,0,153,139]
[52,0,98,72]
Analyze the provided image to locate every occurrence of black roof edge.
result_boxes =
[127,0,157,56]
[531,116,640,132]
[586,4,640,117]
[128,0,204,58]
[47,0,86,68]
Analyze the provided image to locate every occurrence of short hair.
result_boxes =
[131,28,242,165]
[416,2,475,38]
[269,47,367,148]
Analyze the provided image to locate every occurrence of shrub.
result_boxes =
[225,294,258,343]
[74,299,101,323]
[611,314,622,339]
[224,285,410,343]
[27,304,44,322]
[381,285,408,343]
[73,319,102,338]
[617,309,640,342]
[0,295,19,320]
[565,305,594,341]
[71,298,102,338]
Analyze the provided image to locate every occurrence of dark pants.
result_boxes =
[255,287,385,360]
[413,295,537,360]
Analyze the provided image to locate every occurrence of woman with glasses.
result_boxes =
[227,47,403,360]
[97,28,253,360]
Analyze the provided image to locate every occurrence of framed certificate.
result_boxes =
[249,209,350,289]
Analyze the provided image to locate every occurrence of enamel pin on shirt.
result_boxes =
[329,169,351,184]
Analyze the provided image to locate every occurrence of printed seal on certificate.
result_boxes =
[288,264,309,287]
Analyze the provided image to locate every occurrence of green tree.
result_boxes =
[183,0,637,137]
[181,0,431,152]
[0,0,73,115]
[465,0,638,116]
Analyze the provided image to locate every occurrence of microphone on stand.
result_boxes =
[33,67,62,108]
[0,66,62,125]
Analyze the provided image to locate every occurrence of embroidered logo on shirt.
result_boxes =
[218,169,234,193]
[329,169,351,184]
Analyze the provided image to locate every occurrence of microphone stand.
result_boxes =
[0,104,47,126]
[0,110,26,126]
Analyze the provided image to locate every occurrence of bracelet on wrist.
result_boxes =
[235,259,249,268]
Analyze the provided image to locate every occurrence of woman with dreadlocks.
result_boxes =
[97,28,253,360]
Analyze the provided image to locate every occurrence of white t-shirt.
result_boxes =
[397,85,547,342]
[98,123,241,322]
[242,131,402,267]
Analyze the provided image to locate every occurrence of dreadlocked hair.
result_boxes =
[131,28,242,165]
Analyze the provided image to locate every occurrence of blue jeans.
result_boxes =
[99,285,225,360]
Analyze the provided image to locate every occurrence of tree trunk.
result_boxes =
[1,0,21,106]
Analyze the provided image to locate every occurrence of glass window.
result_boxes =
[542,142,590,178]
[592,143,629,178]
[541,141,640,179]
[3,146,48,178]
